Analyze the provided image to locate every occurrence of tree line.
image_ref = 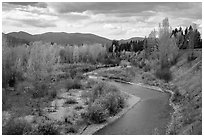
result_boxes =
[109,39,144,54]
[108,23,202,55]
[171,25,202,49]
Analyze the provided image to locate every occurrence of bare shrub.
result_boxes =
[32,122,60,135]
[31,81,49,98]
[83,82,125,123]
[3,118,32,135]
[155,67,172,82]
[65,126,78,134]
[65,78,81,91]
[64,97,78,105]
[103,92,125,115]
[2,45,28,88]
[84,100,109,124]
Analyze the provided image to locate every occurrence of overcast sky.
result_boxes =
[2,2,202,40]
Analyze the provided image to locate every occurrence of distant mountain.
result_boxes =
[2,33,29,47]
[119,37,144,44]
[7,31,112,45]
[6,31,144,46]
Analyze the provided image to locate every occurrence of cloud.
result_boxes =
[60,12,90,22]
[2,2,202,39]
[3,6,58,29]
[4,2,38,6]
[47,2,201,19]
[47,2,158,14]
[20,19,56,28]
[4,2,47,8]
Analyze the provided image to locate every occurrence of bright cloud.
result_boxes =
[2,2,202,40]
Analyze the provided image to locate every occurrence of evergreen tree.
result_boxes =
[194,29,202,49]
[185,27,188,35]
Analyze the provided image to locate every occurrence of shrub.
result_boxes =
[74,105,84,110]
[31,81,49,98]
[32,122,60,135]
[187,52,197,62]
[143,64,151,72]
[117,94,126,109]
[73,78,82,89]
[100,92,125,116]
[83,82,125,123]
[59,48,66,63]
[65,126,78,134]
[2,89,11,111]
[15,81,31,95]
[64,97,78,105]
[2,46,28,88]
[2,111,11,127]
[48,88,57,100]
[155,67,172,82]
[171,87,183,103]
[103,94,119,115]
[85,100,109,124]
[139,61,145,69]
[3,119,32,135]
[85,79,98,88]
[69,69,78,79]
[142,72,156,84]
[66,78,81,91]
[90,82,107,102]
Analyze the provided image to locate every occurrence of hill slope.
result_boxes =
[7,31,112,45]
[167,50,202,135]
[2,33,29,47]
[119,37,144,44]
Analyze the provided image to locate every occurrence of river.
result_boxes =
[94,81,173,135]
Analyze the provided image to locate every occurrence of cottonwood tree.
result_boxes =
[158,17,179,68]
[148,29,157,38]
[143,37,149,60]
[186,25,194,60]
[26,42,60,82]
[73,45,79,63]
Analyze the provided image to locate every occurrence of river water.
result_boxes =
[94,81,173,135]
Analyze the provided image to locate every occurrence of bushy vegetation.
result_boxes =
[85,100,109,124]
[109,39,144,53]
[65,78,82,91]
[97,67,136,82]
[32,122,60,135]
[65,126,78,134]
[2,41,60,89]
[155,67,172,82]
[64,97,78,105]
[3,119,32,135]
[2,45,28,88]
[59,44,107,64]
[2,41,108,90]
[82,82,125,124]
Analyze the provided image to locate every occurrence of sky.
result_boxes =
[2,2,202,40]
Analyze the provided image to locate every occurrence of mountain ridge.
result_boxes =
[6,31,144,45]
